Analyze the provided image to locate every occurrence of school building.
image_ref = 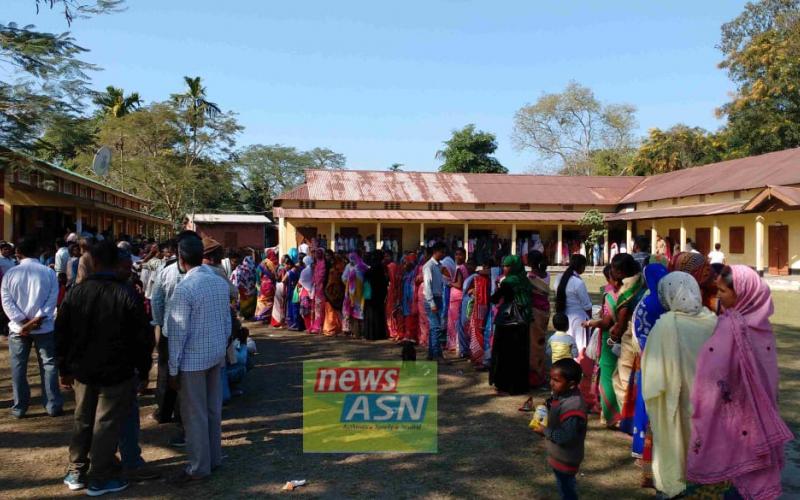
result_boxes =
[274,147,800,276]
[0,147,172,243]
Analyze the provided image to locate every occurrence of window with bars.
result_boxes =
[733,190,742,200]
[699,194,706,203]
[299,201,316,209]
[384,202,400,210]
[63,180,73,195]
[474,203,486,209]
[647,201,654,208]
[672,198,678,205]
[427,202,443,211]
[561,204,574,211]
[519,203,530,210]
[341,201,357,209]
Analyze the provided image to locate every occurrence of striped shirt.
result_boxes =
[167,265,231,375]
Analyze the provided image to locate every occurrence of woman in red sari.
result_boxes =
[309,248,328,334]
[384,251,404,341]
[469,269,490,368]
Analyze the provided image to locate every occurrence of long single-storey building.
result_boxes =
[274,147,800,276]
[185,213,272,249]
[0,147,172,242]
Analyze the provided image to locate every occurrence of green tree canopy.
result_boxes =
[436,124,506,174]
[717,0,800,156]
[92,85,141,118]
[631,125,725,175]
[512,82,637,175]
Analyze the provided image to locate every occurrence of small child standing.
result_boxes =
[533,358,588,500]
[546,313,578,363]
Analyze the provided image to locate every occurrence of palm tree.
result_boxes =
[389,162,403,172]
[171,76,221,134]
[93,86,142,118]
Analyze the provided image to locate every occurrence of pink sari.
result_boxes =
[446,264,467,352]
[687,266,792,499]
[416,267,429,348]
[310,251,327,334]
[385,262,403,340]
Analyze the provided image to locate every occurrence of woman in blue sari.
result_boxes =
[284,256,303,331]
[631,263,668,487]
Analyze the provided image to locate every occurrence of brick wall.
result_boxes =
[194,223,265,250]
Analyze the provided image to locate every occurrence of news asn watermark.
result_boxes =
[303,361,437,453]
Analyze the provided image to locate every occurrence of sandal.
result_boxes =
[518,397,534,412]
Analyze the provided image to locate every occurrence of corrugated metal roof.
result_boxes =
[191,214,271,224]
[278,170,642,205]
[274,208,586,222]
[620,148,800,203]
[743,185,800,211]
[605,202,745,221]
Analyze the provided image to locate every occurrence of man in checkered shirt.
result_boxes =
[166,234,231,481]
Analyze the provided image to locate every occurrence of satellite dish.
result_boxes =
[93,146,112,177]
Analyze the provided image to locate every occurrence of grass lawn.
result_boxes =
[0,276,797,498]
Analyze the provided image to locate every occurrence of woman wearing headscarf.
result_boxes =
[640,272,717,498]
[670,252,718,312]
[323,254,345,336]
[231,250,258,320]
[309,248,328,334]
[627,263,669,487]
[271,255,289,328]
[399,252,419,343]
[284,256,303,331]
[489,255,532,396]
[363,251,388,341]
[526,250,551,388]
[686,266,793,500]
[342,251,367,337]
[298,255,315,331]
[384,251,404,341]
[254,249,278,322]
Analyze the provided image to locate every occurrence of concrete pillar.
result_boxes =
[680,219,687,252]
[376,221,382,250]
[511,223,517,255]
[419,223,425,248]
[603,229,609,265]
[463,223,469,259]
[712,217,721,247]
[626,221,633,252]
[756,215,765,273]
[650,221,657,254]
[329,222,336,251]
[556,223,563,265]
[279,216,287,257]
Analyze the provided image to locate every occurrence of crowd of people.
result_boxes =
[0,225,791,499]
[239,234,791,499]
[0,230,256,496]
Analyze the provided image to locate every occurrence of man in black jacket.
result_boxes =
[56,240,153,496]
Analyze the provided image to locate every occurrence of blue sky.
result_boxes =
[6,0,747,173]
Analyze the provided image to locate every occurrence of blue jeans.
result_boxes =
[553,469,578,500]
[8,332,63,416]
[424,296,444,358]
[118,386,145,469]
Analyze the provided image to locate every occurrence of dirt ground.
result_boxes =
[0,279,797,499]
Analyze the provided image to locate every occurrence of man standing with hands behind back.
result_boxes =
[167,234,231,481]
[1,236,62,418]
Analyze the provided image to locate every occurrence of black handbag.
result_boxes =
[495,299,527,327]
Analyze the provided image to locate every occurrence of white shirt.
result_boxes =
[554,272,593,316]
[1,258,59,335]
[708,250,725,265]
[54,246,70,273]
[299,243,309,255]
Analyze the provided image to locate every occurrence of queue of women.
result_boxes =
[229,243,791,499]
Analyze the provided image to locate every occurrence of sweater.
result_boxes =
[544,389,588,475]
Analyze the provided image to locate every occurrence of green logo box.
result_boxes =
[303,360,438,453]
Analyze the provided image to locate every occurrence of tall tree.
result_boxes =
[0,1,122,150]
[512,82,637,175]
[389,163,403,172]
[171,76,220,135]
[233,145,313,215]
[436,124,507,174]
[717,1,800,156]
[307,147,346,170]
[631,125,725,175]
[92,85,141,118]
